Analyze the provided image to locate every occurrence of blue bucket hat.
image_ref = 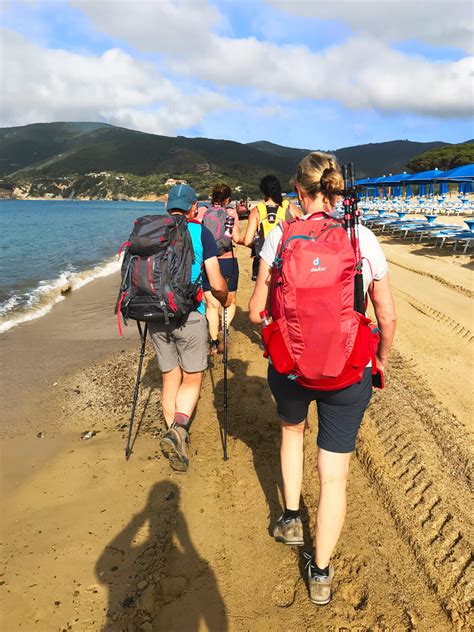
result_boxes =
[166,184,198,212]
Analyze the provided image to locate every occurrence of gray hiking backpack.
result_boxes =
[202,206,232,255]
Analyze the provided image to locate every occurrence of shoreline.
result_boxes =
[0,255,122,334]
[1,194,168,202]
[0,270,136,435]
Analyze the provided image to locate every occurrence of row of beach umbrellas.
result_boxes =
[355,164,474,198]
[283,165,474,198]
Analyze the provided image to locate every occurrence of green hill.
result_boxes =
[0,122,461,199]
[407,141,474,171]
[250,139,447,179]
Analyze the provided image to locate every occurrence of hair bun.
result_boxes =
[320,167,340,194]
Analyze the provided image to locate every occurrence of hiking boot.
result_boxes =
[160,425,189,472]
[304,553,334,606]
[273,514,304,546]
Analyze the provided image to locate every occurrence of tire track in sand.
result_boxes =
[392,287,474,343]
[386,257,473,299]
[357,351,473,629]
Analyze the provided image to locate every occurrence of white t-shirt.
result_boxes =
[259,215,388,295]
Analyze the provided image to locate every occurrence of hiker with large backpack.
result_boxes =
[248,152,396,606]
[117,184,229,471]
[202,183,241,355]
[242,175,300,281]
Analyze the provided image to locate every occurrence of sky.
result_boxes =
[0,0,473,150]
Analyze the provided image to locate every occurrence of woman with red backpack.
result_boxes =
[249,152,396,606]
[202,183,241,354]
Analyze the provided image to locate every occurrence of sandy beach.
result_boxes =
[1,229,473,631]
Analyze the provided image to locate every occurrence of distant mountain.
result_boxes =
[247,140,309,162]
[1,122,111,174]
[1,123,294,182]
[0,122,463,199]
[250,139,447,179]
[407,141,474,171]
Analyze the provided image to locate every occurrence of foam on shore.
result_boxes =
[0,257,121,334]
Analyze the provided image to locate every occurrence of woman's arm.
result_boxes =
[249,259,273,324]
[242,206,260,247]
[229,207,242,244]
[369,273,397,369]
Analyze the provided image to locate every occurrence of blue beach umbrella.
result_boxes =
[437,164,474,180]
[380,172,413,185]
[418,184,426,196]
[439,182,449,194]
[404,168,445,183]
[459,181,473,194]
[405,184,413,198]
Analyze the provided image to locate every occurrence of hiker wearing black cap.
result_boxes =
[151,184,229,471]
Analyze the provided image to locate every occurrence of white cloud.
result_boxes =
[169,35,474,118]
[266,0,474,54]
[74,0,474,119]
[0,29,233,134]
[70,0,222,55]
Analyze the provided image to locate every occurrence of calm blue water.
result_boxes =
[0,199,165,332]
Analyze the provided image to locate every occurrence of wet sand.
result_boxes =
[1,231,473,631]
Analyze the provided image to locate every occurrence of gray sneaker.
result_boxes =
[160,425,189,471]
[273,514,304,546]
[304,553,334,605]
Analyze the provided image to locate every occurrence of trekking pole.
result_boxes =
[342,163,365,314]
[222,305,229,461]
[348,163,365,314]
[342,164,353,243]
[125,321,148,460]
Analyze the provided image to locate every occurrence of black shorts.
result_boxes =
[268,365,372,453]
[203,257,239,292]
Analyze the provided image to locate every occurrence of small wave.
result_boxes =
[0,257,121,334]
[0,294,20,316]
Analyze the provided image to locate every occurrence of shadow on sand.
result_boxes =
[96,481,228,631]
[210,306,311,545]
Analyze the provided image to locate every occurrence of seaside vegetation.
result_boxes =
[2,171,265,201]
[407,141,474,172]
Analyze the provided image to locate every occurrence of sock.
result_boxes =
[310,557,329,578]
[173,412,190,431]
[283,508,300,522]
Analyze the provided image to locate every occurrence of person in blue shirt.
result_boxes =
[149,184,228,472]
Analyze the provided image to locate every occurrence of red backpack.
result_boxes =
[262,213,379,390]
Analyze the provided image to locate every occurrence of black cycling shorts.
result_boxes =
[268,365,372,453]
[203,257,239,292]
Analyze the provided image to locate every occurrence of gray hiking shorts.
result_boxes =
[149,312,209,373]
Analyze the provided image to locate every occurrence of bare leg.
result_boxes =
[280,420,306,510]
[314,448,351,568]
[175,370,203,419]
[161,366,183,427]
[204,291,221,341]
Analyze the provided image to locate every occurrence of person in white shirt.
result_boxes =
[249,151,396,606]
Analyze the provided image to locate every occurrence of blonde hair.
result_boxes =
[291,151,343,206]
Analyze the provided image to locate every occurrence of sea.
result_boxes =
[0,199,166,334]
